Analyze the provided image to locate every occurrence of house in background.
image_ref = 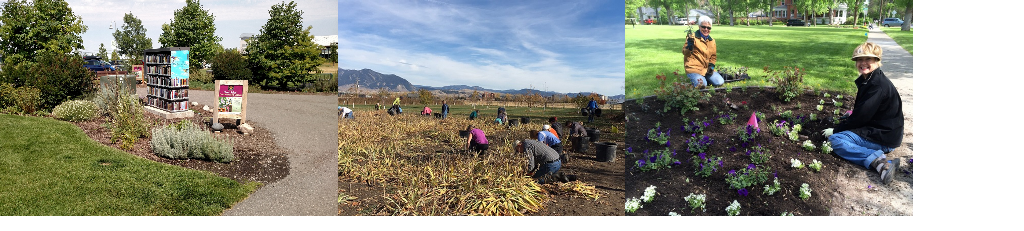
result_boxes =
[312,35,338,60]
[772,1,850,24]
[687,9,714,23]
[239,33,255,54]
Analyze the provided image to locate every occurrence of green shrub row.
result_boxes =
[0,82,41,114]
[52,100,99,122]
[151,121,235,163]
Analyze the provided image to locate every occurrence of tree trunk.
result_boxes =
[901,5,912,31]
[853,0,861,27]
[730,8,735,26]
[745,6,750,26]
[668,6,675,25]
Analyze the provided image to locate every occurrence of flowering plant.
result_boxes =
[801,140,816,151]
[641,185,657,202]
[736,125,759,143]
[681,117,711,134]
[833,99,844,107]
[768,120,789,137]
[808,159,824,172]
[725,164,772,191]
[780,110,794,120]
[791,158,804,169]
[625,197,642,213]
[823,92,831,98]
[747,145,772,165]
[685,135,714,153]
[799,183,812,200]
[816,104,823,111]
[636,148,680,172]
[646,125,670,146]
[836,94,843,99]
[690,153,723,178]
[820,141,833,154]
[809,113,817,121]
[781,211,795,216]
[726,200,741,216]
[819,99,825,105]
[717,112,737,125]
[684,193,706,212]
[833,109,841,115]
[668,212,681,216]
[763,177,782,195]
[755,111,766,122]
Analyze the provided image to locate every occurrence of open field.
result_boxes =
[338,104,625,215]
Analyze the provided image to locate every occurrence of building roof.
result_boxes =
[312,35,338,46]
[240,33,256,39]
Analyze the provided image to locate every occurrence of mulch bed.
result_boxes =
[73,103,289,185]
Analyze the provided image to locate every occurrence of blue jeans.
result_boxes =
[533,160,562,184]
[829,131,894,169]
[687,72,725,87]
[441,112,447,119]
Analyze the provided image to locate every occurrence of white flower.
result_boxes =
[821,141,833,154]
[625,197,643,213]
[791,159,804,169]
[799,183,813,200]
[816,105,823,111]
[683,193,707,212]
[668,212,680,216]
[641,185,657,203]
[726,200,741,216]
[802,140,816,149]
[809,159,824,172]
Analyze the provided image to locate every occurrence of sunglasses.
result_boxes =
[700,26,712,30]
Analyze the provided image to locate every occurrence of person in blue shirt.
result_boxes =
[532,129,564,163]
[587,99,598,122]
[441,100,449,119]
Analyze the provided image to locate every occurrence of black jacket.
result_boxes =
[835,68,904,148]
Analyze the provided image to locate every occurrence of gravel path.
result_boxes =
[139,89,337,215]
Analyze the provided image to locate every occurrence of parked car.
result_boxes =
[83,56,115,72]
[674,17,689,25]
[786,19,806,26]
[881,18,904,27]
[644,18,656,25]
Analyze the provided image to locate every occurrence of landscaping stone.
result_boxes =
[212,123,224,131]
[239,123,254,135]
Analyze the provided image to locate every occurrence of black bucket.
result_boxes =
[458,130,469,137]
[572,136,589,153]
[580,108,588,116]
[521,117,530,124]
[594,108,603,117]
[587,129,600,142]
[508,119,520,127]
[595,142,617,162]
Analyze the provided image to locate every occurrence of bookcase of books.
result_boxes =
[143,47,194,118]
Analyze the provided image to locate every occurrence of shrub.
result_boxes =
[0,83,41,114]
[52,100,99,122]
[151,120,234,163]
[763,66,804,102]
[91,86,119,117]
[2,52,96,110]
[211,49,252,81]
[111,90,150,150]
[655,72,708,115]
[190,69,214,84]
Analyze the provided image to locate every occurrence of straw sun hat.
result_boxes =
[851,42,883,61]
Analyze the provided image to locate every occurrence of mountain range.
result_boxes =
[338,68,624,102]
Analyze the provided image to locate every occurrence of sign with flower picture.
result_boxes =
[214,80,248,124]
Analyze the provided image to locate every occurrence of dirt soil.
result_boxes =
[624,87,912,216]
[338,112,626,216]
[72,103,290,185]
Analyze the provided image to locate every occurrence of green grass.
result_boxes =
[0,114,259,215]
[626,25,869,98]
[344,104,623,131]
[881,27,913,55]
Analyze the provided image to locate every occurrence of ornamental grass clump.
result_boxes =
[52,100,98,122]
[726,200,741,216]
[684,193,707,212]
[151,121,235,163]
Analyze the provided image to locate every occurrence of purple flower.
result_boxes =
[638,159,647,168]
[729,146,736,152]
[649,156,658,163]
[773,172,778,178]
[718,159,724,167]
[703,121,710,127]
[627,147,632,153]
[745,149,752,156]
[672,161,681,166]
[644,150,649,155]
[691,133,696,137]
[738,188,749,196]
[666,140,671,147]
[748,164,756,170]
[672,150,677,157]
[666,129,671,137]
[698,153,707,160]
[908,158,913,164]
[741,142,748,148]
[699,163,704,170]
[728,170,736,176]
[867,185,872,189]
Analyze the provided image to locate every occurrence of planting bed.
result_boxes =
[73,103,290,184]
[625,87,913,216]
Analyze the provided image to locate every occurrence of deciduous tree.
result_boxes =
[158,0,221,70]
[245,1,323,90]
[113,13,152,65]
[0,0,87,64]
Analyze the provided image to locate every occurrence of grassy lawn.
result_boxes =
[881,27,913,55]
[0,115,259,215]
[343,103,622,130]
[626,25,869,98]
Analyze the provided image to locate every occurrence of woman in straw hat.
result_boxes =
[825,42,905,185]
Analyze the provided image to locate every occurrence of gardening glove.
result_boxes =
[685,37,694,51]
[822,128,834,137]
[709,63,715,72]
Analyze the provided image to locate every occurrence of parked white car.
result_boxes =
[674,17,689,25]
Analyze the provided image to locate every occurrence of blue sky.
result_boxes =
[68,0,336,56]
[338,0,625,96]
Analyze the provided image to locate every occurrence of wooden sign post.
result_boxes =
[214,80,248,125]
